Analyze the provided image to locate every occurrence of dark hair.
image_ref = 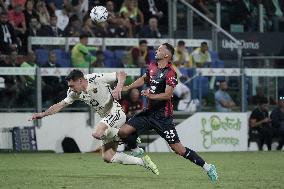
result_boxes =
[219,79,226,83]
[139,40,147,45]
[177,40,185,46]
[65,69,84,81]
[162,43,175,58]
[201,41,208,46]
[258,97,268,105]
[79,33,89,39]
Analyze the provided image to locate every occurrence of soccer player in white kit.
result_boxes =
[29,69,159,175]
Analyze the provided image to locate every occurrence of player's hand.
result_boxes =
[141,89,151,98]
[112,86,123,100]
[262,118,271,123]
[28,113,44,121]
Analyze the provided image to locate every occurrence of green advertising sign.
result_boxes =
[200,115,241,149]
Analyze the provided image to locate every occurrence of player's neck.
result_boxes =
[157,60,168,69]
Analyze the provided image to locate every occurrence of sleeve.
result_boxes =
[88,72,117,84]
[215,91,222,102]
[63,88,78,104]
[249,109,258,120]
[166,69,178,88]
[78,44,90,55]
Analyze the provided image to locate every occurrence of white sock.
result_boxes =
[111,152,144,166]
[203,162,211,172]
[131,147,142,153]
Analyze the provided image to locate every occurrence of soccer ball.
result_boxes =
[90,6,108,23]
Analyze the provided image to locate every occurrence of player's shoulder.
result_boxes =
[166,63,177,76]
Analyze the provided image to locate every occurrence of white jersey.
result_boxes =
[63,72,117,117]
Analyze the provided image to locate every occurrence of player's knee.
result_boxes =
[102,154,112,163]
[92,131,103,140]
[118,128,127,139]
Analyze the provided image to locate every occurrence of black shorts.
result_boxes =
[127,110,180,144]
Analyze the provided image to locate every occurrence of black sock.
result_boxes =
[122,132,138,150]
[183,147,205,167]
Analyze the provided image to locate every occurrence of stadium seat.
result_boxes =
[54,49,71,67]
[35,49,49,66]
[188,76,209,98]
[148,50,156,61]
[210,51,219,62]
[103,50,115,68]
[113,50,126,67]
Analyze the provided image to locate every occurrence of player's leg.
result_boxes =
[150,117,218,182]
[169,142,218,182]
[101,141,159,175]
[118,111,151,156]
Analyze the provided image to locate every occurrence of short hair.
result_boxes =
[177,40,185,46]
[201,41,208,46]
[66,69,84,81]
[162,43,174,58]
[258,97,268,105]
[139,40,147,45]
[79,33,89,40]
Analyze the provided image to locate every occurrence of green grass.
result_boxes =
[0,152,284,189]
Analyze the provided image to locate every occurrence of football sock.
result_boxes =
[111,152,144,165]
[122,133,138,149]
[203,162,211,172]
[131,147,141,153]
[183,147,205,167]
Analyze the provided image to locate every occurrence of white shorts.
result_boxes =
[99,101,126,145]
[100,101,126,129]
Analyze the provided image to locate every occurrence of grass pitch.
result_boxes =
[0,152,284,189]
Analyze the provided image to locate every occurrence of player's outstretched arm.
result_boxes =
[123,73,147,92]
[112,71,127,100]
[29,100,68,121]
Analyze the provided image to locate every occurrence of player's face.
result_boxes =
[155,45,167,60]
[68,79,84,93]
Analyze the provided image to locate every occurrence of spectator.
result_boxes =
[263,0,284,32]
[21,50,37,85]
[71,33,97,67]
[41,50,65,106]
[139,17,161,38]
[36,1,50,26]
[106,0,129,37]
[230,0,259,31]
[0,12,18,54]
[55,6,69,32]
[81,16,95,37]
[120,0,144,36]
[63,15,81,37]
[129,39,151,67]
[139,0,163,22]
[250,86,276,105]
[91,50,104,67]
[191,0,214,20]
[23,0,39,30]
[270,94,284,150]
[215,80,235,112]
[0,50,25,108]
[189,41,212,68]
[249,97,273,151]
[46,0,64,13]
[121,88,143,119]
[27,16,45,36]
[8,4,26,36]
[49,14,64,36]
[173,40,190,68]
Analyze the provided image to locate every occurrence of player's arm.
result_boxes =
[142,85,174,101]
[123,73,147,92]
[112,71,127,100]
[29,100,68,121]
